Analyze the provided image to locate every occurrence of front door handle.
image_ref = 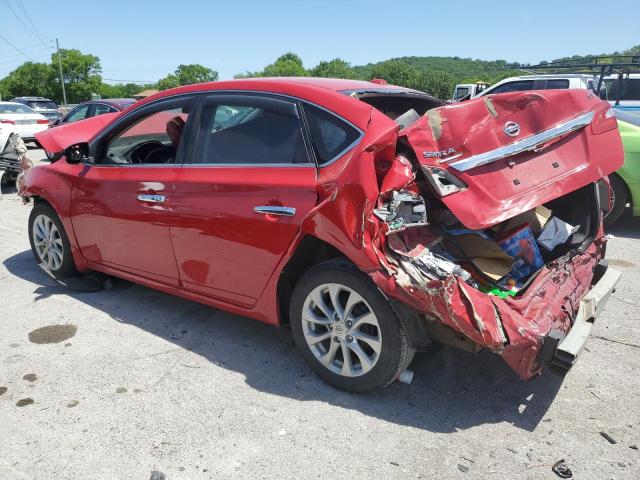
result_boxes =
[253,206,296,216]
[137,194,166,203]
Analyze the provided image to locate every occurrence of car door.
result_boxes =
[170,93,318,307]
[69,95,195,286]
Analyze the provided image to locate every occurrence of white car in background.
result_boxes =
[475,74,599,97]
[0,101,49,150]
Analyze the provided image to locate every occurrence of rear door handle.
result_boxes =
[137,194,166,203]
[253,206,296,216]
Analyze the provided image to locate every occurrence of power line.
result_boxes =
[0,45,53,60]
[16,0,51,46]
[1,0,31,34]
[0,33,34,61]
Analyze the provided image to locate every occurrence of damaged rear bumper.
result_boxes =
[549,264,621,373]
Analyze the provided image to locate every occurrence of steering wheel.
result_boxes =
[141,145,174,164]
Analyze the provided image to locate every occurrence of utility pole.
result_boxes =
[56,38,67,105]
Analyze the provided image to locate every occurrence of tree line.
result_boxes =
[1,45,638,105]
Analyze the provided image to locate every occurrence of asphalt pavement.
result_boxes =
[0,149,638,479]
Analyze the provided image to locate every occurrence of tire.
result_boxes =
[28,202,78,279]
[290,259,415,393]
[603,174,629,227]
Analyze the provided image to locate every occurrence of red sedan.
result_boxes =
[22,78,623,392]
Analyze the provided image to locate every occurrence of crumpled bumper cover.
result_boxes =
[550,264,621,372]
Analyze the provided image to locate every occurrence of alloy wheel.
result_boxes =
[32,214,64,271]
[301,283,382,377]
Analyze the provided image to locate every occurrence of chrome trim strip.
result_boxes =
[447,111,595,172]
[137,194,166,203]
[253,206,296,216]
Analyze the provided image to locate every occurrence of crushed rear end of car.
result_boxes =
[349,90,624,380]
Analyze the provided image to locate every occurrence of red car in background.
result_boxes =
[21,78,623,392]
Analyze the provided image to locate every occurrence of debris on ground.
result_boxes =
[551,459,572,478]
[600,431,618,444]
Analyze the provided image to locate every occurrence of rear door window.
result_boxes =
[545,79,570,89]
[488,80,535,94]
[195,97,308,165]
[302,103,361,165]
[95,104,118,116]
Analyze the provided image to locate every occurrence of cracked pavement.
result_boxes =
[0,150,638,479]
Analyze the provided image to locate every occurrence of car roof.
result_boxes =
[12,96,55,101]
[0,101,28,106]
[134,77,418,130]
[77,98,136,109]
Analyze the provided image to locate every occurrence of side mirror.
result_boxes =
[51,119,61,127]
[65,143,91,164]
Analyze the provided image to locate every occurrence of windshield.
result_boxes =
[26,100,58,110]
[0,103,36,114]
[603,78,640,101]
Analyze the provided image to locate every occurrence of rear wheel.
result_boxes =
[28,202,78,279]
[603,174,629,227]
[290,259,415,393]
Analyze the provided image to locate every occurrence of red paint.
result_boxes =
[22,78,624,380]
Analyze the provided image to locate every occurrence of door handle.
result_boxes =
[253,206,296,216]
[137,194,166,203]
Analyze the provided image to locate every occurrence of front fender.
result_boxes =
[21,164,89,271]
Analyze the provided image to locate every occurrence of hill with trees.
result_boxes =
[1,44,638,104]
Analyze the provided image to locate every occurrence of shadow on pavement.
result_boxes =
[607,213,640,240]
[4,249,563,433]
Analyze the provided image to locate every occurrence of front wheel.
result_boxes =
[290,260,415,393]
[28,202,78,279]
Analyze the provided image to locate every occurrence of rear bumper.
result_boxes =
[550,264,621,372]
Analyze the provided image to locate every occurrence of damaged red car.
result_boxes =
[21,78,623,392]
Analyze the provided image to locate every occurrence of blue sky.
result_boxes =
[1,0,639,82]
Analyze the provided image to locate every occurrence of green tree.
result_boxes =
[99,82,143,99]
[412,69,456,99]
[157,64,218,90]
[309,58,355,79]
[369,60,416,87]
[157,73,180,90]
[262,52,307,77]
[0,62,51,99]
[50,49,103,104]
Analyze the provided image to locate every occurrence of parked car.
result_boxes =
[10,96,62,124]
[607,109,640,223]
[21,78,623,393]
[0,101,49,147]
[474,74,599,98]
[51,99,136,127]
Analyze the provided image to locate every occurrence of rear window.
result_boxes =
[545,79,570,89]
[26,101,58,110]
[0,104,36,114]
[488,80,535,94]
[303,103,361,165]
[604,78,640,101]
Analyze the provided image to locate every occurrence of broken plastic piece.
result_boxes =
[374,190,427,231]
[422,165,466,197]
[551,459,572,479]
[398,369,414,384]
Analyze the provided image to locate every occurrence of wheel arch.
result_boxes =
[277,235,349,326]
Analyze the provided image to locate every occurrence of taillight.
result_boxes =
[37,119,49,124]
[590,106,618,135]
[0,119,15,125]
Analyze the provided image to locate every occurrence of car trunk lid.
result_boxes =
[404,90,624,229]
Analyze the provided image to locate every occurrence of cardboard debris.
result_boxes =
[443,232,513,282]
[497,205,552,236]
